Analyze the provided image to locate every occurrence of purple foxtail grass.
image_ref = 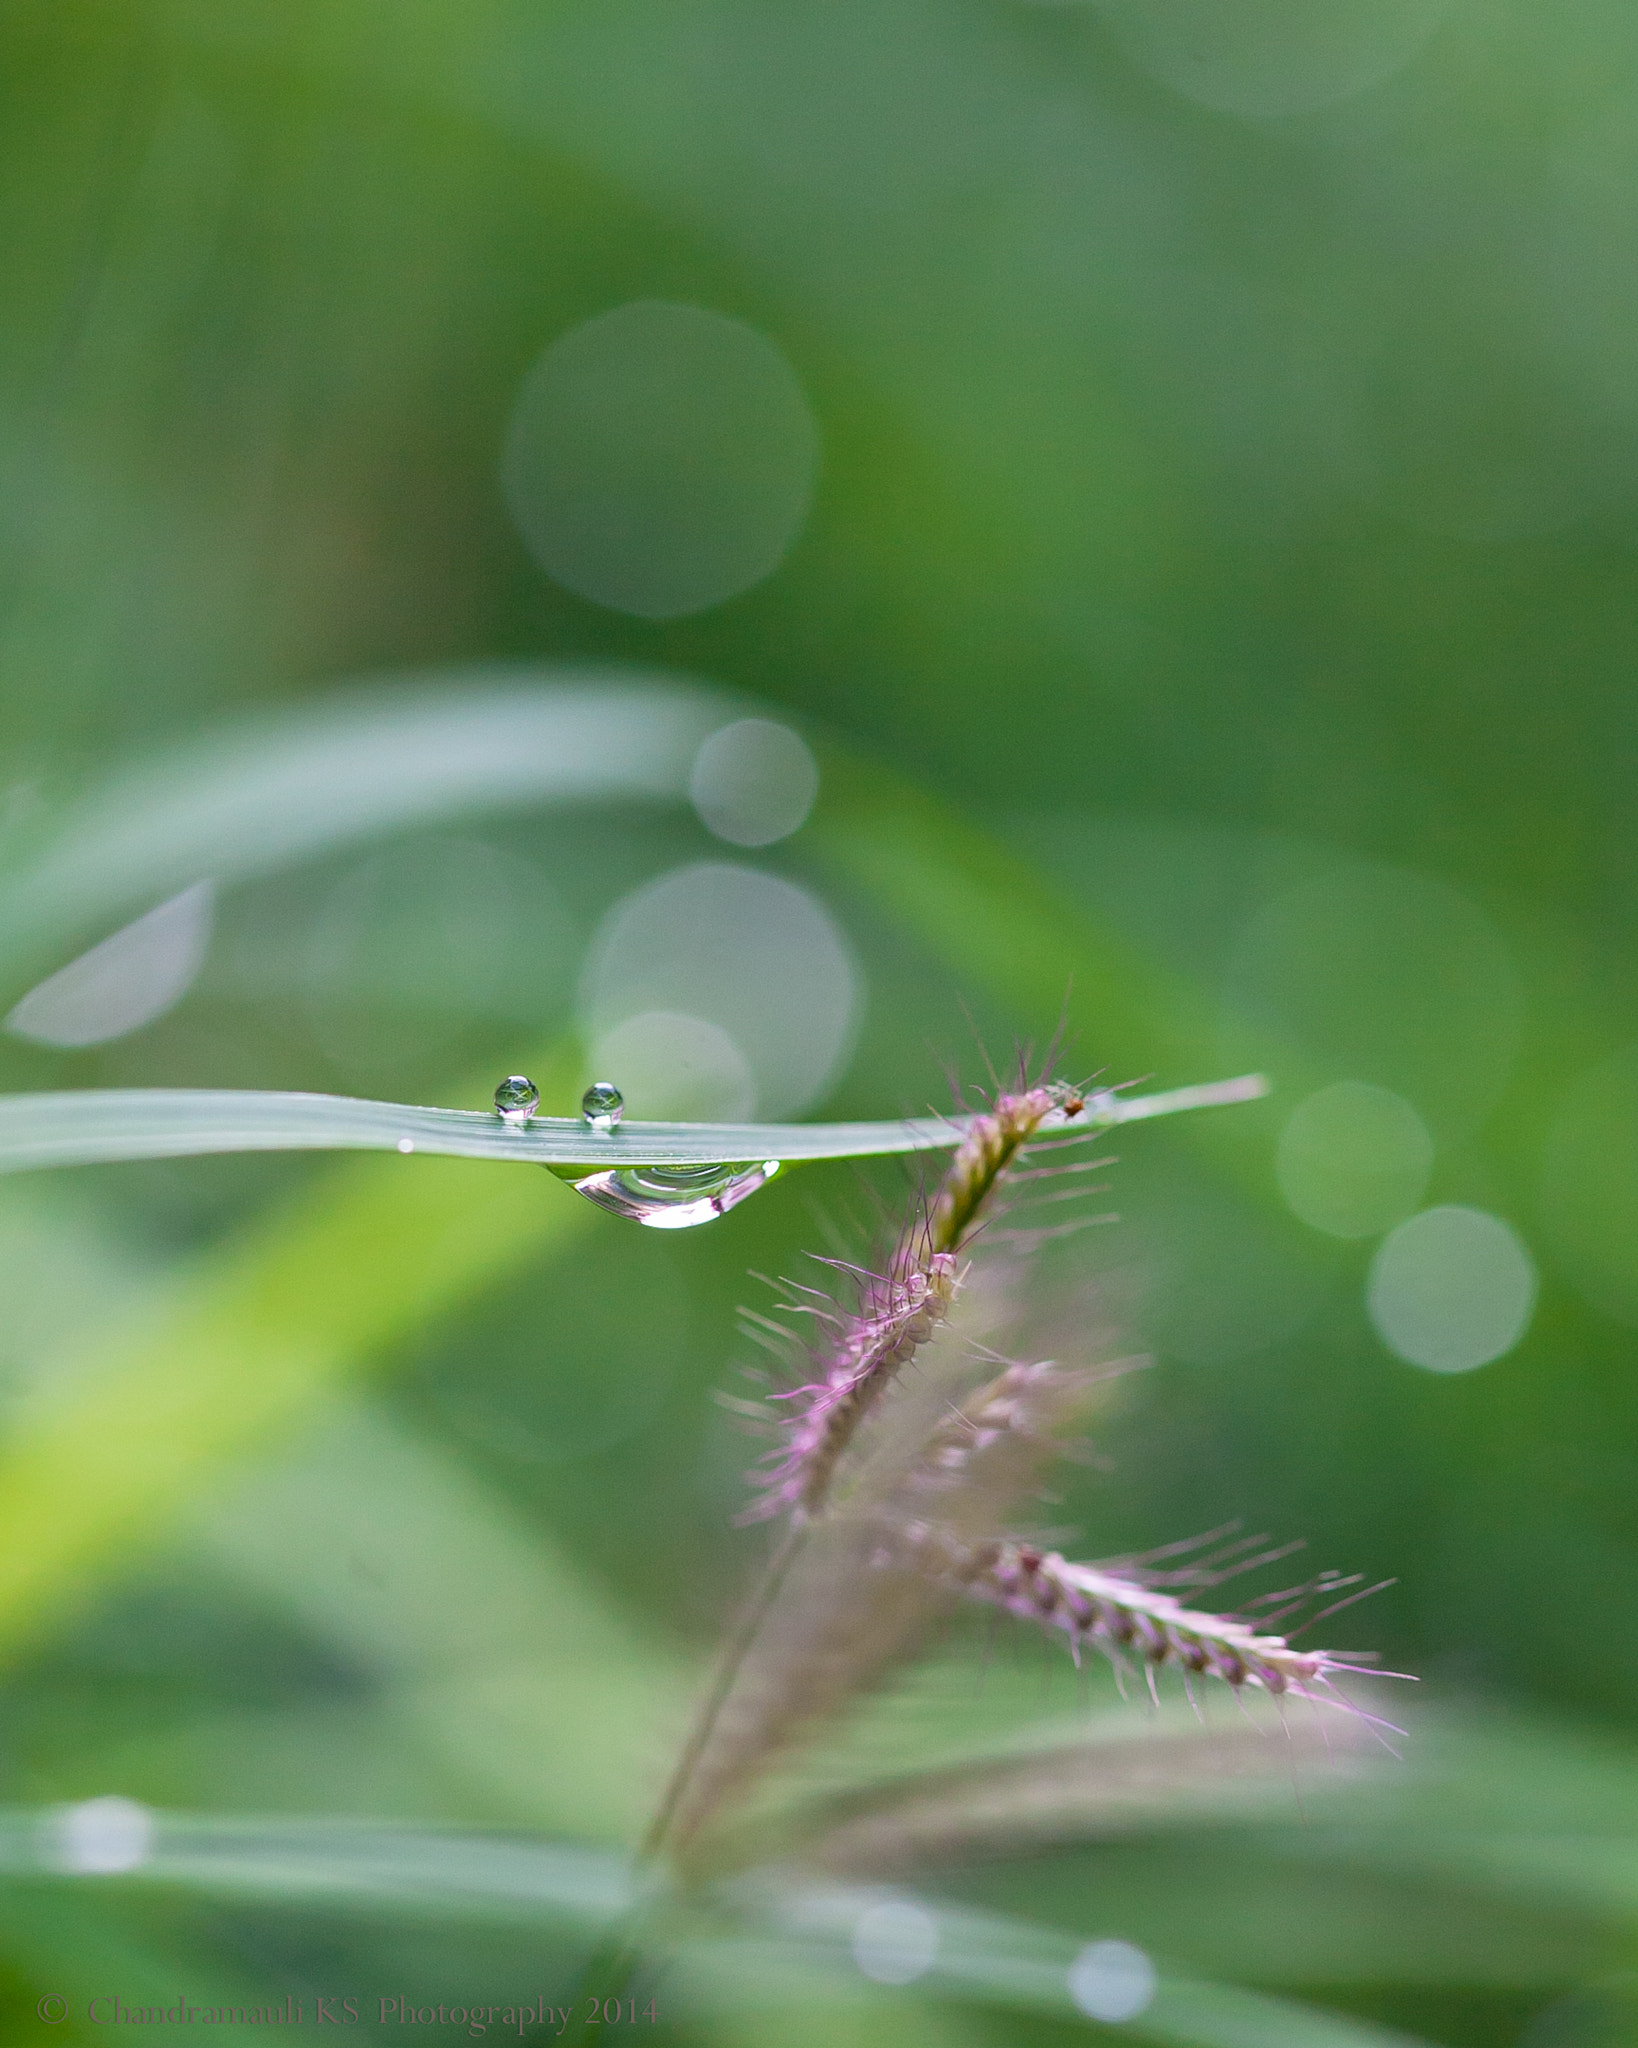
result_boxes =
[594,1047,1396,2048]
[644,1070,1101,1862]
[622,1048,1392,1908]
[893,1523,1387,1711]
[740,1244,961,1527]
[742,1075,1093,1528]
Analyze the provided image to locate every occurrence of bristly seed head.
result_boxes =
[646,1055,1397,1872]
[742,1250,961,1523]
[927,1081,1088,1252]
[743,1077,1085,1528]
[894,1523,1358,1703]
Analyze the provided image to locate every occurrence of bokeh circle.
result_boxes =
[503,301,819,619]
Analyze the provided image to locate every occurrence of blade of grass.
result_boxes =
[0,1077,1266,1177]
[0,671,733,993]
[1,1824,1440,2042]
[4,673,1285,1176]
[748,1884,1442,2047]
[0,1806,634,1923]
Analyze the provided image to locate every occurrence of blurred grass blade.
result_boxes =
[723,1884,1439,2045]
[771,1716,1371,1879]
[0,670,733,991]
[4,880,216,1048]
[0,1076,1266,1177]
[1,669,1288,1147]
[2,1822,1438,2043]
[3,1806,634,1922]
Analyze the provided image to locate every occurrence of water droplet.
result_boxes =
[494,1074,539,1123]
[580,1080,625,1133]
[560,1158,778,1229]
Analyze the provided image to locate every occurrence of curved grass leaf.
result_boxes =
[0,1077,1265,1178]
[0,1813,1436,2043]
[0,667,1289,1156]
[0,671,1298,1151]
[0,668,734,992]
[746,1884,1439,2047]
[1,1808,634,1923]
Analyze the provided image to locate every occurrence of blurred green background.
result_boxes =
[2,2,1638,2043]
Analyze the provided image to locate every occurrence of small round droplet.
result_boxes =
[581,1081,625,1133]
[494,1074,539,1124]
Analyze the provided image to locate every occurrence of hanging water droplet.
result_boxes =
[560,1158,779,1229]
[494,1074,539,1123]
[580,1080,625,1133]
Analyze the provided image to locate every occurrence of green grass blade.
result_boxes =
[0,1078,1265,1177]
[0,1807,634,1923]
[0,670,732,991]
[750,1886,1439,2046]
[0,1823,1438,2043]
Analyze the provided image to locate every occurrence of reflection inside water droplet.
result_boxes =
[580,1080,625,1132]
[558,1158,779,1229]
[494,1074,539,1123]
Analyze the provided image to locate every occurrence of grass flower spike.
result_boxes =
[638,1057,1389,1889]
[896,1528,1356,1702]
[743,1247,961,1525]
[746,1076,1090,1527]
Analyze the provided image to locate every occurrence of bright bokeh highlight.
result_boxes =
[1367,1205,1537,1373]
[850,1900,939,1986]
[1068,1939,1157,2023]
[1277,1080,1434,1240]
[579,861,860,1118]
[502,301,819,619]
[689,719,820,847]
